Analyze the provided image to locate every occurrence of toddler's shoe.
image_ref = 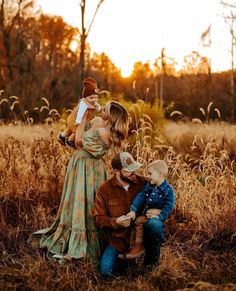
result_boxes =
[66,140,76,149]
[52,254,64,259]
[58,133,66,146]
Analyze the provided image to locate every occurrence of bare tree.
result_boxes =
[0,0,33,83]
[78,0,104,92]
[159,48,165,109]
[220,0,236,121]
[153,48,176,108]
[200,24,212,99]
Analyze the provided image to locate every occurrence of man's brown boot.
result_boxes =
[123,243,145,259]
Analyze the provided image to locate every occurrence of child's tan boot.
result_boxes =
[123,243,145,259]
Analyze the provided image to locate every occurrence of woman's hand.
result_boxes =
[146,208,161,219]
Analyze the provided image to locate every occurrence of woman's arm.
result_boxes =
[75,111,89,147]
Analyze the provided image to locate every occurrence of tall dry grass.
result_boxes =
[0,102,236,290]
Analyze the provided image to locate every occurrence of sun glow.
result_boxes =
[37,0,232,74]
[69,40,79,52]
[120,65,133,78]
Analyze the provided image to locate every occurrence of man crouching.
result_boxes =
[93,152,162,277]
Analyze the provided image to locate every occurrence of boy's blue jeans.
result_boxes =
[143,217,164,266]
[100,217,164,277]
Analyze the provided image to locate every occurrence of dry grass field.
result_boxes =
[0,119,236,290]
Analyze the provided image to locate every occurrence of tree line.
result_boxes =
[0,0,235,121]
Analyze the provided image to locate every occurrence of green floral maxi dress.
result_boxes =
[33,129,109,261]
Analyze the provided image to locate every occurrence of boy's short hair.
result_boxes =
[148,160,168,178]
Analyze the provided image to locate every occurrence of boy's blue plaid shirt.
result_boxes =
[130,179,175,221]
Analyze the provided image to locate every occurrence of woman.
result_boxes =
[33,101,129,263]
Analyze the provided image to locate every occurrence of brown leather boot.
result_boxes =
[123,243,145,259]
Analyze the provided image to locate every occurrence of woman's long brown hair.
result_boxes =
[106,101,129,152]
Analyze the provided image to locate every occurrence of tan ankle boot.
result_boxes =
[124,243,145,259]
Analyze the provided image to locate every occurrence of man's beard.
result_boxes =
[120,172,135,183]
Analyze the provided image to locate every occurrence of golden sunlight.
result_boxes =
[37,0,232,74]
[120,65,133,78]
[69,40,79,52]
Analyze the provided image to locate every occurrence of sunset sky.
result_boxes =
[37,0,234,77]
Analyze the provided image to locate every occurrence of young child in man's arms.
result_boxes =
[120,160,175,259]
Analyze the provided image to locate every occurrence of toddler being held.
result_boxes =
[59,77,101,148]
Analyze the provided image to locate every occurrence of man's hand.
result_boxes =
[146,208,161,219]
[126,211,136,220]
[116,215,132,228]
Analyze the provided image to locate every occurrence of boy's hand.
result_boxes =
[126,211,136,220]
[146,208,161,218]
[116,215,131,228]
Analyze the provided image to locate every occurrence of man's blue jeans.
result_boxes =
[100,245,128,277]
[100,217,164,276]
[143,217,164,266]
